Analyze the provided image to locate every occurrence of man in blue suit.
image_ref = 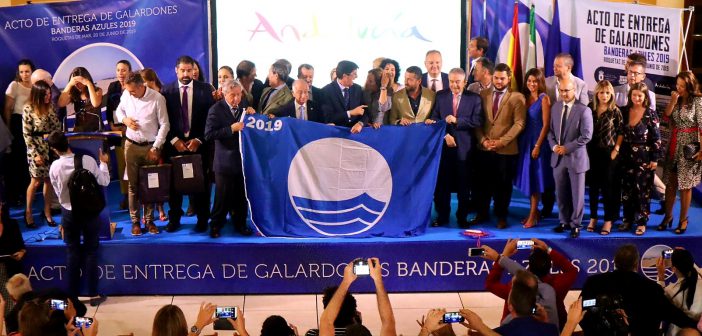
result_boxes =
[426,68,483,228]
[548,78,593,238]
[422,50,449,93]
[162,56,216,233]
[204,79,252,238]
[320,60,369,133]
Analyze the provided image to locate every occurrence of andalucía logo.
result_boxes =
[287,138,392,236]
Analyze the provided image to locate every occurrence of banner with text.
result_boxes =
[0,0,209,99]
[240,115,444,238]
[21,237,698,295]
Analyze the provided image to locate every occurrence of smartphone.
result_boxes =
[582,298,597,309]
[49,299,67,311]
[215,306,237,319]
[442,312,464,323]
[662,249,674,259]
[353,258,370,275]
[468,248,485,257]
[517,240,534,250]
[74,316,93,329]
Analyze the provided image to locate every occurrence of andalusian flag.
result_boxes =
[525,4,537,71]
[506,1,523,91]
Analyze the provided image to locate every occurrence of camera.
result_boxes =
[49,299,67,311]
[353,258,370,276]
[468,248,485,257]
[516,240,534,250]
[213,306,237,330]
[442,312,464,323]
[583,294,629,335]
[74,316,93,329]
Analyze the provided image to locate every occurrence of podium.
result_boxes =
[65,132,122,240]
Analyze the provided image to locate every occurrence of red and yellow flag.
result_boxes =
[506,1,523,91]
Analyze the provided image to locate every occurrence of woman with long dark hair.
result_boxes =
[363,68,390,126]
[585,80,622,235]
[515,68,553,228]
[614,82,661,235]
[58,67,103,132]
[657,249,702,336]
[22,80,61,228]
[659,71,702,234]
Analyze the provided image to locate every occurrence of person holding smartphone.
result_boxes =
[656,249,702,336]
[318,258,396,336]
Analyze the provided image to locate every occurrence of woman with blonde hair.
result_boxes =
[659,71,702,234]
[585,80,623,235]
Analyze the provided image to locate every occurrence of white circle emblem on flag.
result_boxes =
[288,138,392,236]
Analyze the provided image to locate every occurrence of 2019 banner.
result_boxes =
[0,0,209,95]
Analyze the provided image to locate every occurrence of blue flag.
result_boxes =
[240,115,445,238]
[544,0,563,77]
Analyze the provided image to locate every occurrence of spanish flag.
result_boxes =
[506,1,523,91]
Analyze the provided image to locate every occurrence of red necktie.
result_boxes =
[492,91,503,119]
[181,86,190,134]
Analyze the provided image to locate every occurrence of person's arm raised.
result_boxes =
[319,261,357,336]
[370,257,396,336]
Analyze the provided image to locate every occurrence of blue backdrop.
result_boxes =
[240,115,445,238]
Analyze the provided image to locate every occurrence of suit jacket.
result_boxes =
[309,85,323,103]
[547,101,593,172]
[476,89,526,155]
[545,74,589,106]
[259,85,293,116]
[613,84,657,111]
[162,80,215,149]
[422,72,449,91]
[389,87,435,125]
[276,100,324,123]
[431,90,483,161]
[205,100,245,175]
[246,78,266,110]
[580,270,697,336]
[320,81,369,127]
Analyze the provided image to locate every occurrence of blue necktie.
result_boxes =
[559,105,569,145]
[343,88,350,110]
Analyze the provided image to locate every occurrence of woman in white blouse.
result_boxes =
[657,248,702,336]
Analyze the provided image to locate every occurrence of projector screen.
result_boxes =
[215,0,462,87]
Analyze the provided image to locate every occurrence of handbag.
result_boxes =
[171,154,205,194]
[684,142,700,160]
[138,164,171,204]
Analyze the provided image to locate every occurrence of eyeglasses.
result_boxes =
[628,71,644,77]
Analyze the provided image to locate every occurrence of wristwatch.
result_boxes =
[190,325,201,334]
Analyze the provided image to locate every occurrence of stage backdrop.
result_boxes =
[0,0,210,105]
[240,115,445,238]
[470,0,683,94]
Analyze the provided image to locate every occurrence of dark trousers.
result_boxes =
[434,147,471,223]
[167,149,212,225]
[586,146,621,221]
[7,115,29,204]
[474,151,517,219]
[61,208,99,297]
[211,172,248,230]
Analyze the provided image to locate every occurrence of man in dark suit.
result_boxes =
[320,60,369,133]
[275,79,324,123]
[467,37,489,84]
[547,77,592,238]
[297,64,324,103]
[204,79,252,238]
[236,60,265,109]
[426,68,483,227]
[422,50,449,93]
[259,61,293,116]
[472,63,526,229]
[580,244,698,335]
[162,56,215,233]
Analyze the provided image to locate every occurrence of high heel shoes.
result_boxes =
[44,213,57,227]
[656,216,673,231]
[674,217,688,235]
[25,213,37,229]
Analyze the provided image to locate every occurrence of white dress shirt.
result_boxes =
[49,153,110,211]
[170,81,196,145]
[115,86,170,149]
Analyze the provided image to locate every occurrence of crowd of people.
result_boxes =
[0,242,701,335]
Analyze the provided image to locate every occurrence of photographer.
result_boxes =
[581,244,698,335]
[318,258,396,336]
[656,248,702,336]
[482,238,578,328]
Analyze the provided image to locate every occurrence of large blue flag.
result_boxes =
[240,116,445,238]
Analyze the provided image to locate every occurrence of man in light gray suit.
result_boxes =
[545,53,589,105]
[548,78,593,238]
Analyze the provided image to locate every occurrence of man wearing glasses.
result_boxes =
[614,55,657,110]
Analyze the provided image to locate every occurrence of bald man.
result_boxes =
[548,78,592,238]
[31,69,65,122]
[274,79,325,123]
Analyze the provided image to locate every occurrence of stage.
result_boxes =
[10,181,702,295]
